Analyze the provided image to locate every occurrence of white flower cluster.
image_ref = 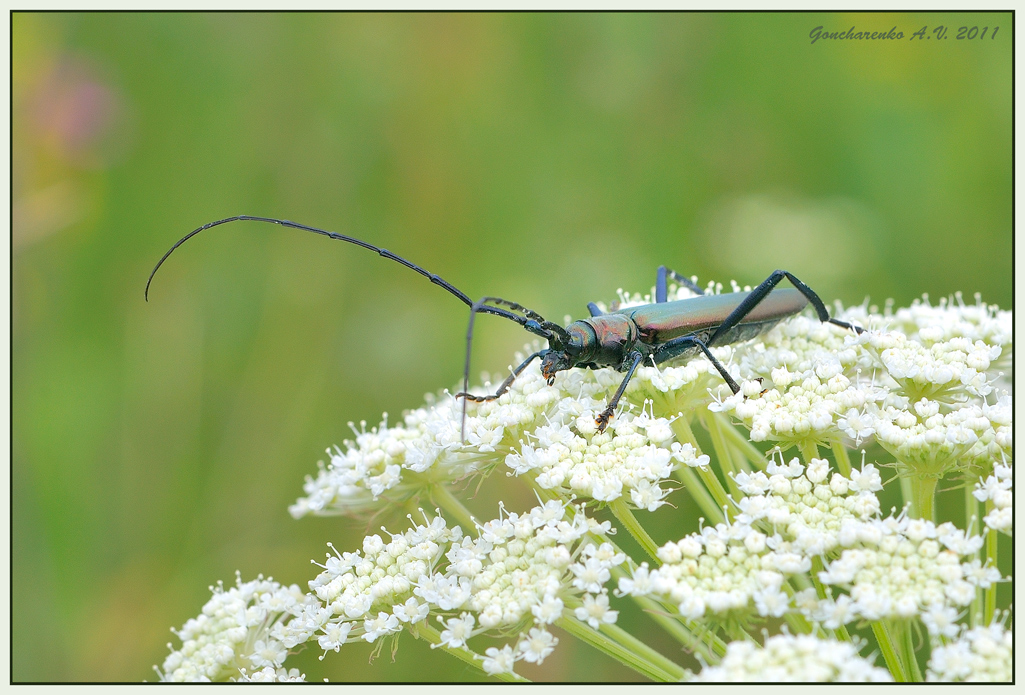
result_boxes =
[872,394,1010,475]
[299,512,461,651]
[455,501,620,627]
[884,292,1011,357]
[840,292,1011,389]
[305,515,460,650]
[926,621,1012,682]
[691,634,892,682]
[733,456,883,555]
[506,407,706,509]
[442,501,624,673]
[157,574,317,682]
[162,502,625,681]
[869,333,1000,400]
[288,406,482,517]
[711,298,1010,485]
[621,453,997,633]
[974,462,1012,535]
[815,516,988,623]
[619,519,808,620]
[302,501,620,661]
[712,315,869,446]
[358,505,618,668]
[619,458,888,621]
[235,667,307,682]
[292,354,707,513]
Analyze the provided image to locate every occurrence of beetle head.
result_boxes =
[540,349,574,385]
[540,323,592,385]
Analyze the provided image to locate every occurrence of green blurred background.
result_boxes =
[12,12,1011,682]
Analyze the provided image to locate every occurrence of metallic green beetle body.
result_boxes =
[530,277,856,432]
[618,288,807,345]
[540,288,808,377]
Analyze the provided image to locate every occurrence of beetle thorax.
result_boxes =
[540,316,639,384]
[583,315,640,365]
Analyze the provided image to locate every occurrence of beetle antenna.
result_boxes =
[476,296,571,345]
[146,216,553,334]
[147,216,573,443]
[459,296,558,441]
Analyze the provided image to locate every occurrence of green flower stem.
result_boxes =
[700,412,741,498]
[669,413,700,449]
[724,624,754,643]
[555,614,683,682]
[799,441,819,463]
[714,412,766,468]
[708,412,754,473]
[413,622,529,683]
[908,475,937,521]
[674,464,724,525]
[966,487,982,628]
[728,441,753,474]
[593,620,688,682]
[965,482,980,529]
[608,498,660,562]
[631,592,724,662]
[532,483,561,504]
[782,608,813,636]
[984,515,998,625]
[831,441,853,477]
[871,621,907,682]
[899,622,923,682]
[809,557,829,598]
[670,418,730,523]
[970,589,982,630]
[787,572,813,592]
[428,484,477,533]
[694,468,730,522]
[899,474,914,518]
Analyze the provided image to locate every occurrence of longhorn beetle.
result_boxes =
[146,216,863,439]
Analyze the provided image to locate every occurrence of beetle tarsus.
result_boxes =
[829,317,864,334]
[455,392,496,403]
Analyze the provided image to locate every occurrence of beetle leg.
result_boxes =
[706,270,863,348]
[457,350,546,403]
[595,351,645,433]
[457,350,547,441]
[656,266,705,303]
[652,334,741,394]
[586,302,603,317]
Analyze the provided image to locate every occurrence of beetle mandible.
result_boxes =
[146,216,863,438]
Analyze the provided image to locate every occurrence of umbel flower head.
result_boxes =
[156,573,318,682]
[691,633,893,682]
[926,620,1013,682]
[159,279,1011,683]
